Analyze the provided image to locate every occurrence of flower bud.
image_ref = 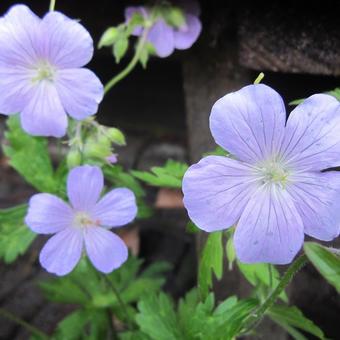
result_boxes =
[67,149,82,168]
[106,128,126,146]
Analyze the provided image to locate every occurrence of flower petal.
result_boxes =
[84,227,128,273]
[281,94,340,170]
[0,67,33,115]
[56,68,103,120]
[174,14,201,50]
[234,186,304,264]
[25,193,73,234]
[210,84,286,163]
[124,6,148,36]
[41,11,93,68]
[40,228,83,276]
[287,171,340,241]
[20,81,68,137]
[148,20,175,57]
[0,5,41,67]
[182,155,259,232]
[67,165,103,211]
[93,188,137,227]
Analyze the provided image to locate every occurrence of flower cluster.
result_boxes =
[25,165,137,276]
[125,0,202,57]
[183,84,340,264]
[0,4,103,137]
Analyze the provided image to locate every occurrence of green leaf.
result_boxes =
[268,305,325,339]
[98,27,119,48]
[304,242,340,293]
[0,204,36,263]
[237,261,288,302]
[131,160,188,188]
[327,87,340,100]
[114,37,129,63]
[3,116,58,193]
[198,232,224,300]
[226,237,235,270]
[136,292,182,340]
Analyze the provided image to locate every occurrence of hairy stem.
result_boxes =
[49,0,56,11]
[104,27,150,95]
[102,275,134,329]
[0,307,49,339]
[241,254,308,334]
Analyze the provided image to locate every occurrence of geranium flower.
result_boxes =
[183,84,340,264]
[25,165,137,275]
[125,0,201,57]
[0,5,103,137]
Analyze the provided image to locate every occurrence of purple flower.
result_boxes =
[0,5,103,137]
[125,0,201,58]
[183,84,340,264]
[25,165,137,275]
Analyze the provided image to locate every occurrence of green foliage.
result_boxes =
[203,146,229,157]
[198,232,224,300]
[304,242,340,293]
[3,116,58,193]
[104,165,152,218]
[131,160,188,188]
[0,204,36,263]
[268,305,325,339]
[114,37,129,63]
[40,256,170,310]
[237,261,288,302]
[134,290,259,340]
[289,87,340,105]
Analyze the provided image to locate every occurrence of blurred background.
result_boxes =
[0,0,339,339]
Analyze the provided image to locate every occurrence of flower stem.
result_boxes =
[104,28,150,95]
[49,0,56,11]
[102,275,134,329]
[241,254,308,335]
[0,307,49,339]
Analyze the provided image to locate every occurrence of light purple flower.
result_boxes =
[106,153,118,164]
[0,5,103,137]
[125,0,201,58]
[25,165,137,275]
[183,84,340,264]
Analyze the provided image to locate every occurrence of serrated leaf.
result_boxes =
[131,160,188,188]
[268,305,325,339]
[3,116,58,193]
[0,204,36,263]
[136,293,182,340]
[304,242,340,293]
[198,232,224,300]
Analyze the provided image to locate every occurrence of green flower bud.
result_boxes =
[106,127,126,146]
[84,137,111,159]
[98,27,119,48]
[67,149,82,168]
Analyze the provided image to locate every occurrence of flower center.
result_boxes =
[32,61,55,83]
[73,212,100,229]
[258,161,290,188]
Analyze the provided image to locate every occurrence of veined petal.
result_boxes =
[93,188,137,228]
[0,66,34,115]
[174,14,201,50]
[84,227,128,273]
[0,5,41,67]
[20,81,68,137]
[40,228,83,276]
[56,68,103,120]
[67,165,103,211]
[234,186,304,264]
[25,193,73,234]
[182,155,259,232]
[41,11,93,68]
[287,171,340,241]
[148,20,175,57]
[210,84,286,163]
[280,94,340,170]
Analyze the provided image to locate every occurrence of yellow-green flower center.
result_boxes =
[32,61,55,83]
[73,212,99,229]
[258,161,290,188]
